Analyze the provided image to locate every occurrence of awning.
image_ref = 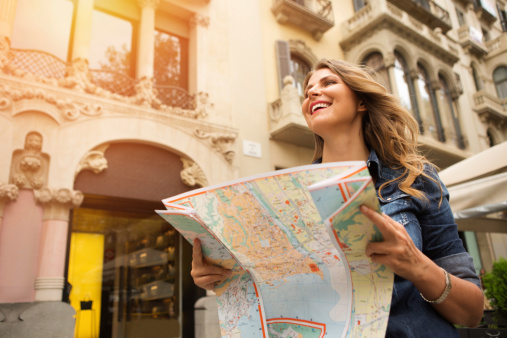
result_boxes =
[439,142,507,233]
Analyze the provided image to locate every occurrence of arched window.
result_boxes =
[393,51,422,131]
[362,52,391,92]
[439,75,465,149]
[290,54,311,97]
[493,66,507,99]
[472,65,484,91]
[416,63,445,142]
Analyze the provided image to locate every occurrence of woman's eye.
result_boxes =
[325,80,335,86]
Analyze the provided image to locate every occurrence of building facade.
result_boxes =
[0,0,506,337]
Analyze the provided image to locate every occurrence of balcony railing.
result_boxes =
[472,0,497,24]
[387,0,452,33]
[486,33,507,57]
[271,0,334,40]
[2,48,196,111]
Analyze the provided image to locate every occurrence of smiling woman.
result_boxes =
[190,59,485,338]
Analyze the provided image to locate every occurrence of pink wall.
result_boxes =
[0,190,43,302]
[37,219,69,277]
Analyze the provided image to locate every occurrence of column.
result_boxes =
[136,0,159,79]
[0,0,18,40]
[0,183,18,232]
[188,14,210,94]
[71,0,94,61]
[34,188,83,301]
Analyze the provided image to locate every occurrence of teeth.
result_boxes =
[312,102,330,113]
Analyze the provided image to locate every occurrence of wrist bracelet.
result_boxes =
[420,268,452,304]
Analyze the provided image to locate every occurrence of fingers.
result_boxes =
[193,238,203,266]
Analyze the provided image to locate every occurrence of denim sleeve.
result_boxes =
[413,166,481,289]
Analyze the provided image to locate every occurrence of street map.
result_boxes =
[157,162,393,337]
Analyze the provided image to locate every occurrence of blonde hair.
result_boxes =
[304,59,440,201]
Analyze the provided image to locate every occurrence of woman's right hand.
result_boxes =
[191,238,232,290]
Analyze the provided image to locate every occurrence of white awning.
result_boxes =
[439,141,507,233]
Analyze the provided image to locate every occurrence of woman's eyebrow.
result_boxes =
[305,75,338,93]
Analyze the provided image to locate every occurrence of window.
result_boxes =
[11,0,74,61]
[472,65,484,91]
[89,10,134,77]
[353,0,368,12]
[154,30,189,89]
[498,3,507,32]
[481,27,490,42]
[275,40,312,97]
[362,52,391,93]
[416,63,445,142]
[493,66,507,99]
[393,52,422,131]
[439,75,465,149]
[456,8,466,27]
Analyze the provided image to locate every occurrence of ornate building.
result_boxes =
[0,0,506,337]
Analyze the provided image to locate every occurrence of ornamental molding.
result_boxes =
[194,128,237,164]
[0,183,18,201]
[34,187,84,220]
[189,14,210,28]
[75,146,109,179]
[180,158,208,188]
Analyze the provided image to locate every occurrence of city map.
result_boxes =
[157,162,393,337]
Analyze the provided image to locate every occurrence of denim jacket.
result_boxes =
[368,150,481,337]
[316,150,481,337]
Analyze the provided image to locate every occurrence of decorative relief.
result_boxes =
[189,14,210,28]
[75,146,109,178]
[194,129,237,164]
[0,183,19,201]
[130,76,162,109]
[180,158,208,188]
[0,36,13,70]
[9,132,49,190]
[0,84,103,120]
[34,187,84,220]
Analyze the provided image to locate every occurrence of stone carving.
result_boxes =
[130,76,162,108]
[280,75,301,117]
[180,158,208,188]
[75,148,109,178]
[194,129,236,164]
[34,187,84,220]
[0,36,13,70]
[9,132,50,190]
[189,14,210,28]
[58,58,102,94]
[194,92,212,119]
[0,184,18,201]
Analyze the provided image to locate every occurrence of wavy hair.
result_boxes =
[304,59,440,201]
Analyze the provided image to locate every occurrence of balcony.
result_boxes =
[458,25,488,57]
[340,0,459,65]
[486,33,507,59]
[271,0,334,41]
[268,77,314,148]
[473,90,507,124]
[2,48,199,113]
[386,0,452,33]
[472,0,497,25]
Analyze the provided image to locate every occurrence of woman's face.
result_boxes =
[302,68,366,140]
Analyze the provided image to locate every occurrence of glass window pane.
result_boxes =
[11,0,74,61]
[89,10,133,76]
[393,54,412,111]
[493,66,507,99]
[290,55,311,97]
[154,30,188,89]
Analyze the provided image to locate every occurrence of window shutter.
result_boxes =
[275,40,291,92]
[353,0,366,12]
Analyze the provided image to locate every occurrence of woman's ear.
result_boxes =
[358,101,367,112]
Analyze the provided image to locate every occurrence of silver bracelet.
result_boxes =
[420,268,452,304]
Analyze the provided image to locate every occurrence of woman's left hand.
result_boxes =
[360,204,428,281]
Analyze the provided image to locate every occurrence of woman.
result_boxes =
[191,59,484,336]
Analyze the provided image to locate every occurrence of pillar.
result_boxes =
[188,14,210,94]
[0,0,18,40]
[136,0,159,79]
[33,188,83,301]
[70,0,94,61]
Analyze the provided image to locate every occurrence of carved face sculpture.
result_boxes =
[25,132,42,151]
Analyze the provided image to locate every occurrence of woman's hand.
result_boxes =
[191,238,231,290]
[360,205,484,327]
[360,205,428,281]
